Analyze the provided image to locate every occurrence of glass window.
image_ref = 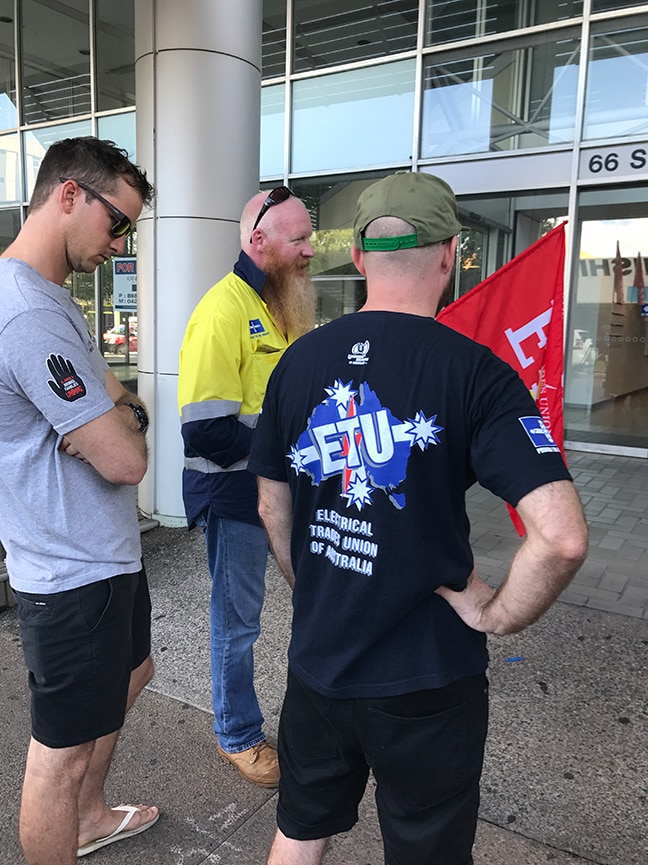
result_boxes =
[261,84,285,178]
[263,0,287,78]
[293,0,418,73]
[0,207,21,252]
[23,120,92,201]
[583,20,648,142]
[0,2,17,131]
[421,33,579,157]
[425,0,583,47]
[292,175,384,277]
[97,112,136,159]
[0,133,20,203]
[21,0,91,125]
[315,278,366,326]
[292,60,416,174]
[446,189,568,303]
[96,0,135,112]
[565,186,648,450]
[293,176,567,284]
[592,1,641,10]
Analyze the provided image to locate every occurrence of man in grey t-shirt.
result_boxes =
[0,138,157,865]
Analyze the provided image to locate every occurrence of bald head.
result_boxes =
[242,190,314,274]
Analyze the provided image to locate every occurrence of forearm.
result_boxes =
[436,480,588,636]
[257,477,295,588]
[480,533,585,635]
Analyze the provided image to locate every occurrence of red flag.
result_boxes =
[613,240,625,305]
[633,252,645,305]
[437,222,566,535]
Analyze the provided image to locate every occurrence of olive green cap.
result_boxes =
[353,172,462,251]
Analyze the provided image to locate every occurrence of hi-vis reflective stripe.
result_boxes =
[184,455,250,473]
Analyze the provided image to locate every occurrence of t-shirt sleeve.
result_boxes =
[469,351,572,506]
[0,309,114,435]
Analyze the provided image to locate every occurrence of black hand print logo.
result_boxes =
[46,354,87,402]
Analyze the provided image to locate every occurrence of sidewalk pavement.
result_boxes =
[1,450,646,864]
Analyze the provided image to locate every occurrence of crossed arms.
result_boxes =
[58,370,148,486]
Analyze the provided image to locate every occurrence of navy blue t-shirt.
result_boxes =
[249,311,572,699]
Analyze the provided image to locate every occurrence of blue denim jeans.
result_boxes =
[196,508,269,752]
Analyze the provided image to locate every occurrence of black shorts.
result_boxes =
[14,567,151,749]
[277,669,489,865]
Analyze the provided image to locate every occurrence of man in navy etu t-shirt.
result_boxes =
[249,172,588,865]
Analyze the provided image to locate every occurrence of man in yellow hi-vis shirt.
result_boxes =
[178,187,315,788]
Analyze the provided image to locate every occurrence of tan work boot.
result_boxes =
[217,741,280,788]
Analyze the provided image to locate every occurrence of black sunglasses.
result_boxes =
[59,177,132,238]
[251,186,294,234]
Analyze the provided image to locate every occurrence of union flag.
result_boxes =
[437,222,566,535]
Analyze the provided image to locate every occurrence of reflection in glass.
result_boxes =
[261,84,284,178]
[293,0,417,73]
[292,175,386,276]
[0,3,17,130]
[96,0,135,112]
[315,278,366,326]
[421,35,579,157]
[23,120,92,201]
[425,0,582,46]
[263,0,286,79]
[591,0,641,10]
[292,60,415,174]
[583,22,648,142]
[0,133,20,203]
[0,207,21,252]
[97,112,136,159]
[21,0,91,125]
[565,188,648,450]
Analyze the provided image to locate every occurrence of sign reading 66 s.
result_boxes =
[580,143,648,180]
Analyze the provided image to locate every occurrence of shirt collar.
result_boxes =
[234,250,266,297]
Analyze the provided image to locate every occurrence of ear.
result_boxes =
[351,244,366,276]
[59,178,77,216]
[441,236,458,272]
[249,226,266,251]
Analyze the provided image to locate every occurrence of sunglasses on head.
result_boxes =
[59,177,132,238]
[250,186,295,235]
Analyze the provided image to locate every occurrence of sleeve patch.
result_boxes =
[46,354,87,402]
[518,416,560,454]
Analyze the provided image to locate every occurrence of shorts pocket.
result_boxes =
[365,701,468,810]
[282,674,339,763]
[79,579,113,632]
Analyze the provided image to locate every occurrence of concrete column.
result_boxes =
[134,0,262,524]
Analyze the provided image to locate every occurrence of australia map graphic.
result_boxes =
[287,379,443,510]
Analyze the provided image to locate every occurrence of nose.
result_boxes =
[109,235,127,256]
[302,240,314,258]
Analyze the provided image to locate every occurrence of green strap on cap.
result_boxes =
[361,233,418,251]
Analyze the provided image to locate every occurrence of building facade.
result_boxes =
[0,1,646,523]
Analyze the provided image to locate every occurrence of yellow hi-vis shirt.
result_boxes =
[178,253,291,524]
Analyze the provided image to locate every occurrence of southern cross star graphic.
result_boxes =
[288,381,444,511]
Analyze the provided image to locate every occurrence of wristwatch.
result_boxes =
[127,402,149,433]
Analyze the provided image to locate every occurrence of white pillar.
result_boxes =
[134,0,262,524]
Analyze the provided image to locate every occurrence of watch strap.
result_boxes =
[127,402,149,433]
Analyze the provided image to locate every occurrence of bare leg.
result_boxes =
[266,829,330,865]
[20,737,94,865]
[77,656,157,846]
[20,656,157,863]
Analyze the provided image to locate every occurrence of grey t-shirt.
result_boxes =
[0,258,142,593]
